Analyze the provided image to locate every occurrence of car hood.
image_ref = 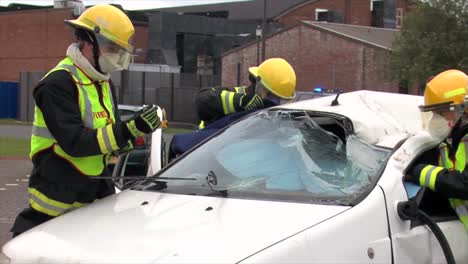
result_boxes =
[3,190,348,264]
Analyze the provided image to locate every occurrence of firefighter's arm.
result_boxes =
[196,87,243,123]
[34,72,133,157]
[405,163,468,200]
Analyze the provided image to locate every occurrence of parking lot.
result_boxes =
[0,159,30,247]
[0,124,31,247]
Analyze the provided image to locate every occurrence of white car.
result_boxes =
[2,90,467,263]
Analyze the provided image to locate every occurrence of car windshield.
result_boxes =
[134,109,391,205]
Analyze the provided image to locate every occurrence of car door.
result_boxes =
[391,184,468,263]
[385,135,468,263]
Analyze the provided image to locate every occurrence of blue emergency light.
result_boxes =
[313,87,323,93]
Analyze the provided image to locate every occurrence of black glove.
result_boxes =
[111,140,134,156]
[241,94,264,111]
[125,105,160,139]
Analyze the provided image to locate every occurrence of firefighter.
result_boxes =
[11,4,162,237]
[169,58,296,159]
[403,69,468,229]
[196,58,296,128]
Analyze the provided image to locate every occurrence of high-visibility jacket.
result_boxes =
[196,86,248,129]
[31,58,118,176]
[26,57,127,217]
[410,128,468,229]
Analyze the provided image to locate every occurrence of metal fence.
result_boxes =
[18,71,221,124]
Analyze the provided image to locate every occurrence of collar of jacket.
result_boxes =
[447,121,468,157]
[66,43,110,82]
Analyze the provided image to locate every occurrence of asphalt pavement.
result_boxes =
[0,125,32,247]
[0,160,30,247]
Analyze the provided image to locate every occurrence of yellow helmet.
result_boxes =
[420,69,468,112]
[249,58,296,100]
[64,4,134,52]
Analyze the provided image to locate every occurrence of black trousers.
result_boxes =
[10,207,54,237]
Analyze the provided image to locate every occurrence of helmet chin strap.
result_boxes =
[92,41,103,74]
[83,29,103,74]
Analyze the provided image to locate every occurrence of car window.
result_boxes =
[134,109,391,205]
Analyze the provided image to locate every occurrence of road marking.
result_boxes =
[0,188,6,191]
[22,179,28,182]
[16,179,20,182]
[26,174,30,178]
[5,183,18,186]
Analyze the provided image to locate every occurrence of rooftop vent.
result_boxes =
[54,0,84,16]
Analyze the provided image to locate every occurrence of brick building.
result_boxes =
[275,0,412,28]
[222,21,418,95]
[0,7,148,82]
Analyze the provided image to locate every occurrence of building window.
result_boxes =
[315,8,343,23]
[396,8,404,29]
[315,8,328,21]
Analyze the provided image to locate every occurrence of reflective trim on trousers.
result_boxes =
[29,187,86,217]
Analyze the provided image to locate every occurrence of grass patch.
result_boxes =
[0,137,30,157]
[0,119,32,126]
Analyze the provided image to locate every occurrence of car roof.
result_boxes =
[276,90,423,148]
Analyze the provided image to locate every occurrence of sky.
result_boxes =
[0,0,251,10]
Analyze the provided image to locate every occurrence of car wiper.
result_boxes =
[90,176,196,181]
[91,176,197,191]
[206,171,228,197]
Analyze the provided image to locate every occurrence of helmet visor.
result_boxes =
[421,103,465,130]
[96,35,133,71]
[255,81,293,105]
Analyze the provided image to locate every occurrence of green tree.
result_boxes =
[386,0,468,92]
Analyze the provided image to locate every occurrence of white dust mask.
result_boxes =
[427,113,451,141]
[98,53,122,73]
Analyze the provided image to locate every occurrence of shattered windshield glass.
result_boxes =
[134,109,391,205]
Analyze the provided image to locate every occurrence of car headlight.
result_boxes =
[0,251,11,264]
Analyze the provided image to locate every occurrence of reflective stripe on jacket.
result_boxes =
[220,86,247,115]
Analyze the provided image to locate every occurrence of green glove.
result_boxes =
[242,94,264,111]
[126,105,160,139]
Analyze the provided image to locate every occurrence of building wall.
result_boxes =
[0,9,74,81]
[276,0,371,27]
[0,8,148,81]
[133,24,149,64]
[222,23,400,95]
